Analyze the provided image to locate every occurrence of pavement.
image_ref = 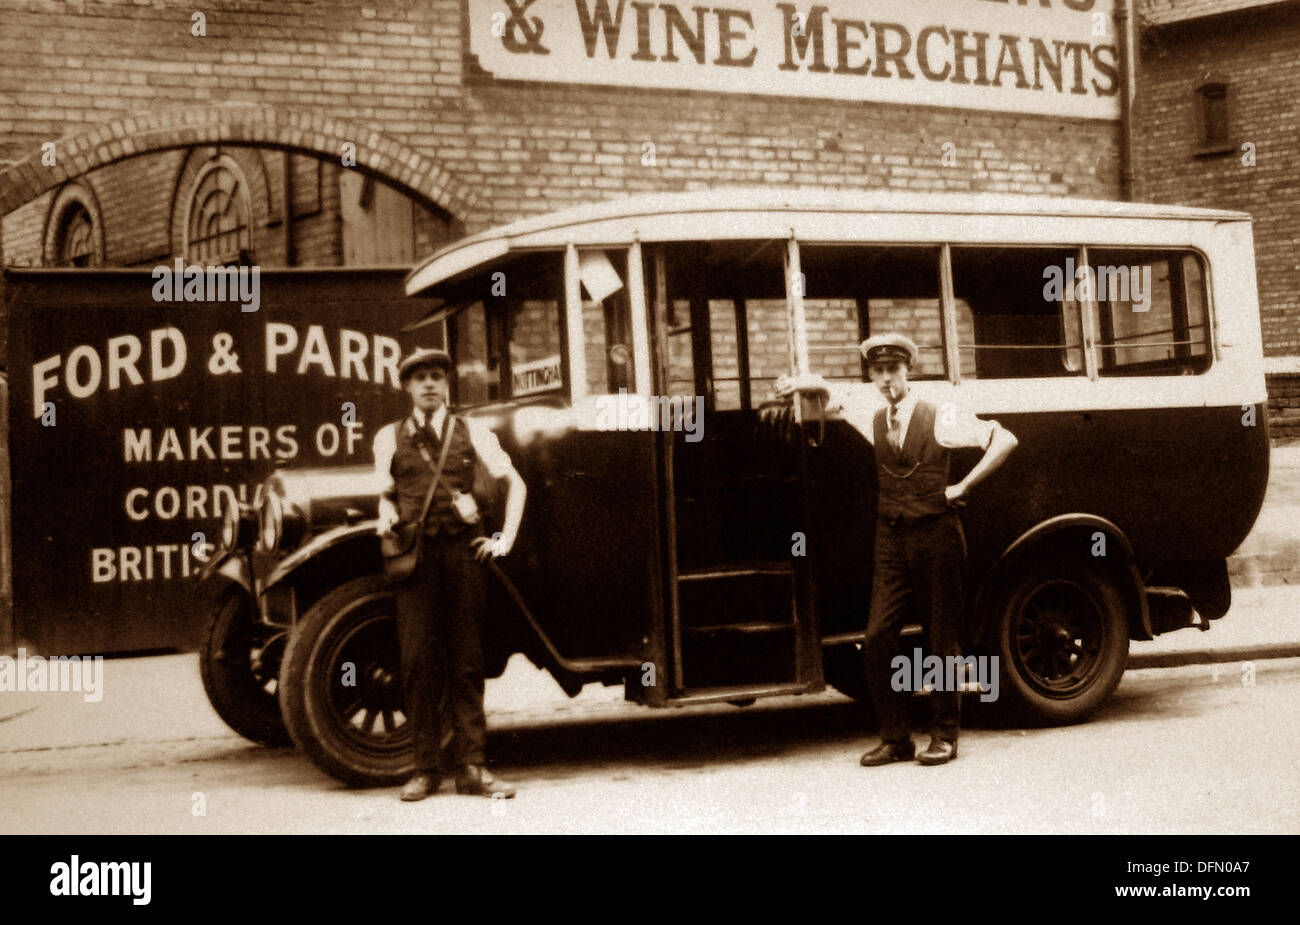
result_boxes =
[1227,442,1300,588]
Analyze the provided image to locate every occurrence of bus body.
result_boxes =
[201,189,1269,785]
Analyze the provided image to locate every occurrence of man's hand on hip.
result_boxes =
[472,533,513,561]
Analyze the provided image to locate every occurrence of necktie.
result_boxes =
[887,406,902,449]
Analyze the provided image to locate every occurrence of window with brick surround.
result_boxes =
[1196,82,1232,154]
[951,246,1084,379]
[55,203,96,267]
[43,183,104,268]
[184,156,252,265]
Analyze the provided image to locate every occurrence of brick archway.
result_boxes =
[0,103,477,223]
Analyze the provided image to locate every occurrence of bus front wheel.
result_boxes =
[995,561,1129,725]
[279,576,414,787]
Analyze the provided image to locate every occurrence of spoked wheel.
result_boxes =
[199,590,292,747]
[279,576,413,786]
[996,562,1128,724]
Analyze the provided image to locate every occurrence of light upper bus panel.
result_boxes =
[406,191,1258,402]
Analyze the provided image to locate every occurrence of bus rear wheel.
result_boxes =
[995,562,1128,725]
[279,576,414,787]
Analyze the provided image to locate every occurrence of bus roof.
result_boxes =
[405,188,1251,296]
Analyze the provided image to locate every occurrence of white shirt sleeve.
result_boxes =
[465,418,516,480]
[934,401,998,450]
[824,383,878,446]
[372,423,398,499]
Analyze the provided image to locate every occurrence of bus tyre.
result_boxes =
[199,590,292,747]
[279,576,414,787]
[995,561,1129,725]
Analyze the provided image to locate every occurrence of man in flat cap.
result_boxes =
[373,346,527,800]
[779,332,1016,765]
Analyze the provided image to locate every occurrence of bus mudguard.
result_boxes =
[263,522,382,595]
[976,513,1152,643]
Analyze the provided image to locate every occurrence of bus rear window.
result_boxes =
[1088,249,1210,376]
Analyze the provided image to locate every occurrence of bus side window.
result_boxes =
[743,299,790,405]
[452,301,495,405]
[710,299,743,410]
[950,246,1084,379]
[1090,249,1211,376]
[652,241,789,409]
[797,245,949,381]
[580,249,635,395]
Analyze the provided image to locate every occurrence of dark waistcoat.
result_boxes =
[874,399,951,522]
[391,415,478,536]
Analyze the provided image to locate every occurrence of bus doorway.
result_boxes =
[646,242,821,703]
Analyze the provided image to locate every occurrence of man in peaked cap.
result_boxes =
[373,346,527,800]
[779,331,1017,765]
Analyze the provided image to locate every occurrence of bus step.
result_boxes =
[678,563,794,581]
[684,621,794,635]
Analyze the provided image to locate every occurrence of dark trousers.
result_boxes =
[393,530,487,773]
[863,512,966,744]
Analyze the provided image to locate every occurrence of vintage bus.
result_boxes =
[200,189,1270,786]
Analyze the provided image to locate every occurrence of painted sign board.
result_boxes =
[5,269,435,654]
[469,0,1120,120]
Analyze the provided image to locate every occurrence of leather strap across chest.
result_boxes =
[406,414,456,526]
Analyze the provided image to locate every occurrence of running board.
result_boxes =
[677,563,794,581]
[822,623,923,647]
[666,682,812,706]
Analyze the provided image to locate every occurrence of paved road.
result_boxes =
[2,651,1296,834]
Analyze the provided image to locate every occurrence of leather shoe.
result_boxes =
[917,737,958,765]
[399,772,440,802]
[859,739,916,767]
[455,764,516,798]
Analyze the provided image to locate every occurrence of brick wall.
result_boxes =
[1134,5,1300,357]
[1,0,1120,237]
[0,147,411,271]
[1267,373,1300,442]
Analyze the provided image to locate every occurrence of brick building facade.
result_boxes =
[1133,0,1300,437]
[0,1,1119,248]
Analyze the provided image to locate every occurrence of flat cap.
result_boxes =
[860,332,919,366]
[398,347,452,382]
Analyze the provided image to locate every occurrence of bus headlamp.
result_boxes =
[219,499,257,552]
[259,492,283,552]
